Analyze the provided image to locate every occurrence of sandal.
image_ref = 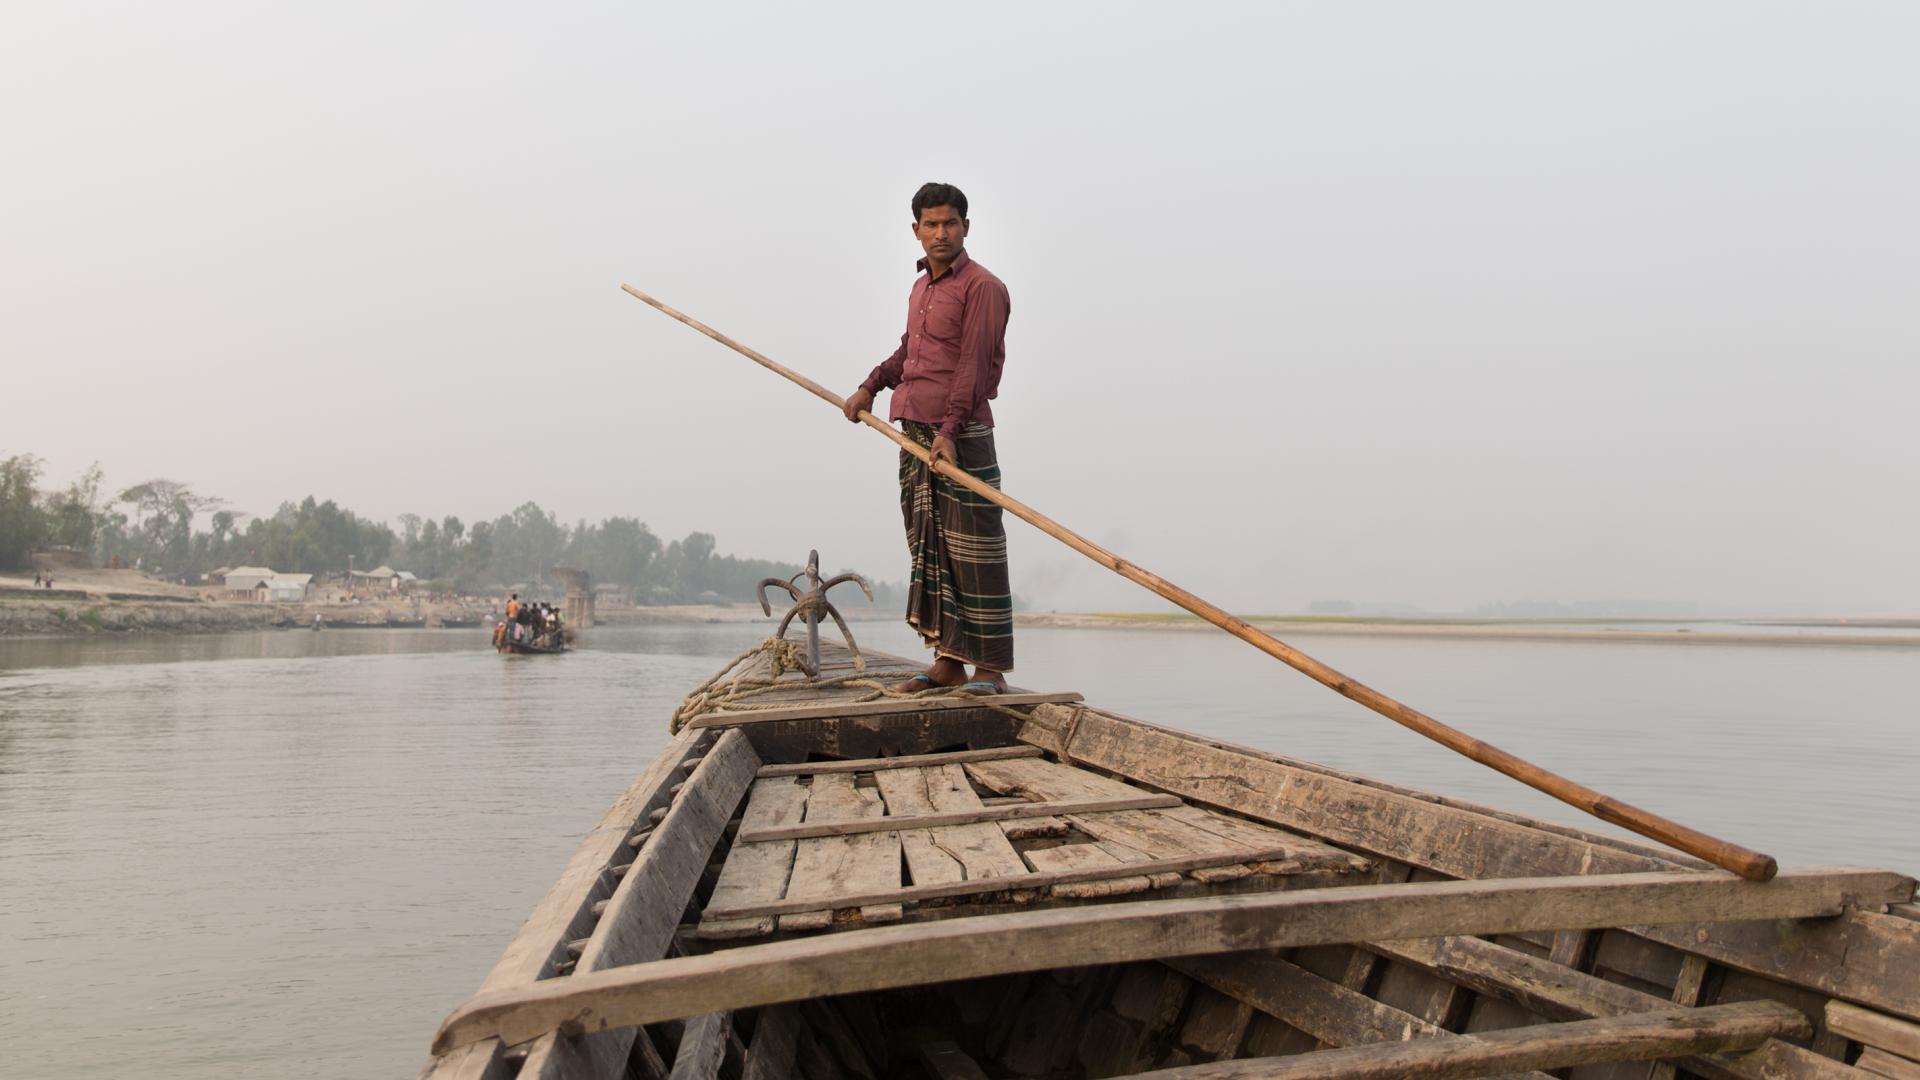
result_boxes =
[955,680,1007,695]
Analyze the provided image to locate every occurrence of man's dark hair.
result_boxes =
[912,182,968,222]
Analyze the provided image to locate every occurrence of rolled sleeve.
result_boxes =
[940,277,1011,438]
[862,333,908,396]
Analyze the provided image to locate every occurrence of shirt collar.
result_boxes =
[915,247,972,280]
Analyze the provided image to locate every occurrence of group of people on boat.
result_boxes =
[494,592,566,651]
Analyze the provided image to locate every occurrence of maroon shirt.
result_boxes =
[861,248,1010,439]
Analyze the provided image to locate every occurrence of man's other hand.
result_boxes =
[931,434,958,469]
[843,387,874,422]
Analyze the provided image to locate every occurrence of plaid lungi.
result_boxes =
[898,420,1014,672]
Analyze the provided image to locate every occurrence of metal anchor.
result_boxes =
[756,549,874,676]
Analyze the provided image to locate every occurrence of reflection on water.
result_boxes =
[1,624,1915,1078]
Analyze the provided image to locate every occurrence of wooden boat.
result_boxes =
[422,638,1918,1080]
[494,621,568,654]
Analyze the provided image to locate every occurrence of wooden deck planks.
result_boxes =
[780,772,902,930]
[736,792,1182,843]
[875,764,1028,885]
[1025,843,1154,898]
[698,777,809,940]
[433,867,1909,1053]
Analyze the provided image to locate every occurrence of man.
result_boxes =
[843,182,1013,693]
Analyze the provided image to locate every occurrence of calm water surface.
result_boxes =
[1,623,1914,1078]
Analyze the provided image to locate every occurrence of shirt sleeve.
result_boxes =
[861,333,908,396]
[940,277,1011,439]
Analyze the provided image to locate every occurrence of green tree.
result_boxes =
[0,454,48,569]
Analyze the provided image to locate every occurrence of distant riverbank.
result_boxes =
[1017,611,1920,648]
[8,575,1916,648]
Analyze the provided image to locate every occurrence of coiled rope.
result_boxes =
[669,636,1051,735]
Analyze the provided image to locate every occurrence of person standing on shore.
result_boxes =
[843,182,1014,693]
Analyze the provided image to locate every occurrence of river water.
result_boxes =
[2,623,1914,1078]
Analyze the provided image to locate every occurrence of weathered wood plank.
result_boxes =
[875,764,1028,884]
[1170,952,1554,1080]
[966,753,1145,800]
[704,845,1361,919]
[1856,1048,1920,1080]
[1629,908,1920,1023]
[1105,1001,1809,1079]
[517,730,761,1080]
[434,868,1908,1051]
[666,1012,731,1080]
[687,691,1082,728]
[738,1006,800,1080]
[1067,809,1372,877]
[737,792,1181,843]
[1649,954,1714,1080]
[1369,932,1859,1080]
[780,771,902,929]
[757,745,1041,777]
[1830,1002,1920,1062]
[1020,704,1920,1021]
[1001,815,1068,839]
[1026,843,1154,898]
[698,776,809,940]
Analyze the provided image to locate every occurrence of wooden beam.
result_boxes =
[686,691,1082,728]
[1366,933,1855,1080]
[1104,1000,1809,1079]
[515,730,761,1080]
[1018,704,1920,1021]
[701,844,1360,920]
[418,728,711,1080]
[738,1006,800,1080]
[433,867,1907,1052]
[756,745,1042,777]
[666,1012,731,1080]
[1830,1002,1920,1062]
[1856,1048,1920,1079]
[733,793,1181,843]
[1169,952,1555,1079]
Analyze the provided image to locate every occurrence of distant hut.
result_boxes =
[259,574,313,603]
[224,567,275,600]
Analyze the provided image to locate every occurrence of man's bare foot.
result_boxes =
[961,667,1009,694]
[892,656,966,693]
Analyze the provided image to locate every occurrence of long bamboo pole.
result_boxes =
[621,283,1778,882]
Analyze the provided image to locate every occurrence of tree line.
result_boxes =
[0,454,895,606]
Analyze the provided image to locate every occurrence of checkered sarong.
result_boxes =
[898,420,1014,672]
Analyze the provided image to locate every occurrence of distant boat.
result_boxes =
[493,621,567,654]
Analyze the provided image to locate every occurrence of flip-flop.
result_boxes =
[896,673,938,691]
[955,680,1006,695]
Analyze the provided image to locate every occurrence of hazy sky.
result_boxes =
[4,3,1915,614]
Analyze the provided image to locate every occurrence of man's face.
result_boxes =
[912,205,968,265]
